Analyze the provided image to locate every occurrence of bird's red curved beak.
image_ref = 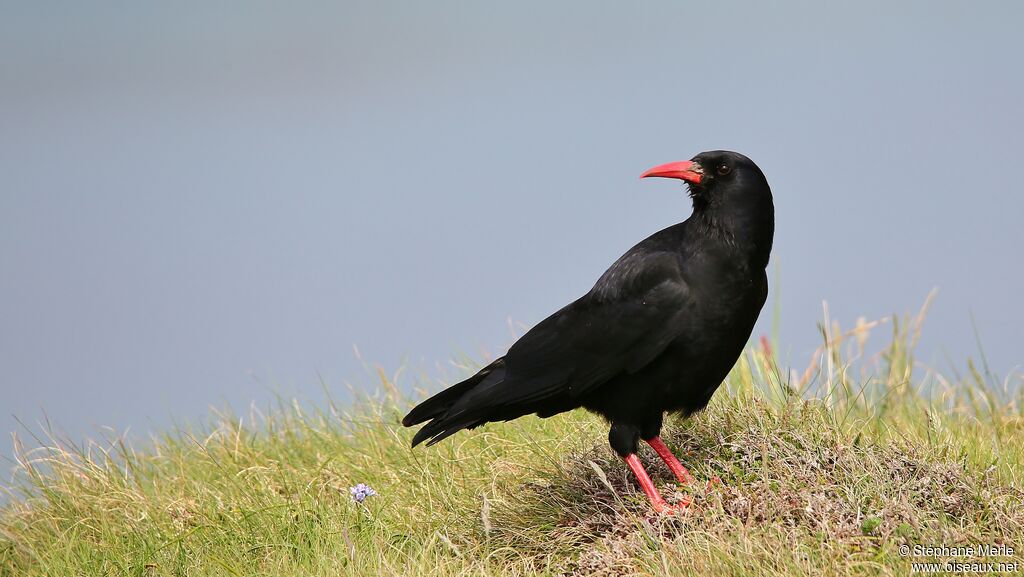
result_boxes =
[640,161,703,184]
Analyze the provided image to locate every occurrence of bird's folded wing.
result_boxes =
[448,253,691,413]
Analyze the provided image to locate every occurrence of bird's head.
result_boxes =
[640,150,770,212]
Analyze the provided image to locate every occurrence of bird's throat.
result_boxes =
[694,199,774,269]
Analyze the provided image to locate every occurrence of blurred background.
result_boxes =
[2,1,1022,466]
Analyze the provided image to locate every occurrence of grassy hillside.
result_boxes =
[2,308,1022,576]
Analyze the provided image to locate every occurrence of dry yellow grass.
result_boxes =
[1,306,1022,576]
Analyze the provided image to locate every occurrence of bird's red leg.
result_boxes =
[624,454,691,513]
[646,436,695,485]
[647,436,721,492]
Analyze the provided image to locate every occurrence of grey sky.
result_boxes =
[2,2,1022,464]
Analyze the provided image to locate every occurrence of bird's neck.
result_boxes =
[694,199,774,270]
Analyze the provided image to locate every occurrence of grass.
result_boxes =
[1,303,1022,576]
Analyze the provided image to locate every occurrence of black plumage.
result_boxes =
[403,150,774,512]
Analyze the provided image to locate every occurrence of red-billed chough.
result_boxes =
[403,150,774,513]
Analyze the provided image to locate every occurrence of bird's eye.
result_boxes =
[716,164,731,176]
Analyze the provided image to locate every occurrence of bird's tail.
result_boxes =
[402,357,505,447]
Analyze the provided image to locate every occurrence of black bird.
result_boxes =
[403,150,774,513]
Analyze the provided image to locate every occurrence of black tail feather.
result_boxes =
[402,358,505,446]
[410,415,485,447]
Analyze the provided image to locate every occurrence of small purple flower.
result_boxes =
[349,483,377,503]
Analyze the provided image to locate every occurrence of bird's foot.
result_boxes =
[705,474,722,494]
[651,496,692,516]
[625,453,694,515]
